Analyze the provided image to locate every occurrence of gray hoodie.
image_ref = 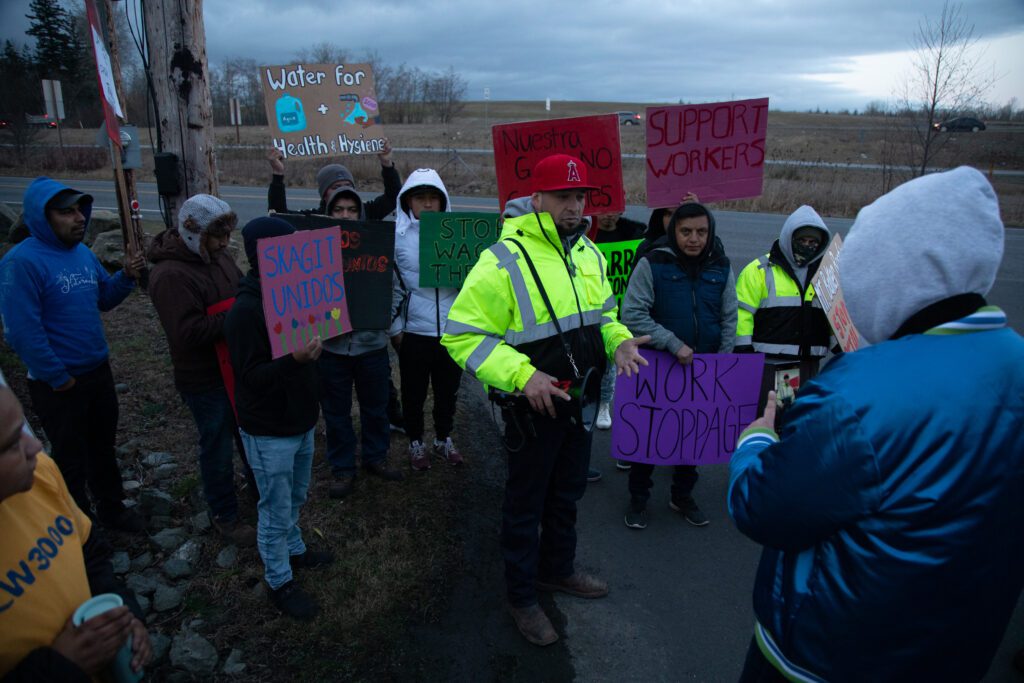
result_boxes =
[778,205,830,287]
[841,166,1003,344]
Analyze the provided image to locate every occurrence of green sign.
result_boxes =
[597,238,643,315]
[418,212,501,288]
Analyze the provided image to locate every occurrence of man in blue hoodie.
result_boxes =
[0,178,146,532]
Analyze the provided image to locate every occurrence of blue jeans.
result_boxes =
[180,386,241,522]
[599,362,616,403]
[319,347,391,476]
[239,427,314,590]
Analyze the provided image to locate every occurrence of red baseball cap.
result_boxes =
[530,154,597,193]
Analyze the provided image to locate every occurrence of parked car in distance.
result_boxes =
[25,113,58,128]
[617,111,642,126]
[933,117,986,132]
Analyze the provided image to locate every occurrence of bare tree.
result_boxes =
[427,66,467,125]
[892,1,995,180]
[293,42,348,64]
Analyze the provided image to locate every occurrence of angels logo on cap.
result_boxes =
[531,153,598,194]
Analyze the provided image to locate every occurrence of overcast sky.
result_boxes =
[2,0,1022,111]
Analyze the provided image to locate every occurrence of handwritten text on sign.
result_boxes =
[257,226,353,358]
[259,62,384,160]
[646,98,769,206]
[492,114,624,215]
[810,234,863,352]
[597,239,642,316]
[610,349,764,465]
[418,212,500,288]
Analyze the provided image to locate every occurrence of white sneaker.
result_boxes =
[595,402,612,430]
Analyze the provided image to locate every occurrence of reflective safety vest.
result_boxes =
[442,212,633,392]
[736,242,831,360]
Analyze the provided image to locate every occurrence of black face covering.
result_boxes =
[791,238,820,266]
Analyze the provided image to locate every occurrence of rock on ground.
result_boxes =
[153,583,183,612]
[222,649,246,675]
[215,545,238,569]
[162,558,193,580]
[151,527,187,552]
[111,551,131,575]
[170,632,218,676]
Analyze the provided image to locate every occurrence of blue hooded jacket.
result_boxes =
[0,177,135,387]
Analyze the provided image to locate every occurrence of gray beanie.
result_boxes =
[840,166,1003,344]
[316,164,355,199]
[177,194,235,261]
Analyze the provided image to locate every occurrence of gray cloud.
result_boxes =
[4,0,1022,110]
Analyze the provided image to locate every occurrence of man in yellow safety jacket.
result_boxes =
[735,205,833,373]
[442,154,648,647]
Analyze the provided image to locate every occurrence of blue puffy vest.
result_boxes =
[648,251,730,353]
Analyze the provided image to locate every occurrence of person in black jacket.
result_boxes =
[265,140,402,220]
[224,217,333,621]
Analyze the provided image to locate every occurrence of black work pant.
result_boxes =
[502,411,590,607]
[628,463,698,507]
[28,361,124,519]
[398,332,462,443]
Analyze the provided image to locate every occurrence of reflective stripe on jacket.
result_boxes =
[442,212,633,392]
[736,242,830,359]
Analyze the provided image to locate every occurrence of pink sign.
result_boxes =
[610,349,764,466]
[645,98,769,206]
[257,226,352,359]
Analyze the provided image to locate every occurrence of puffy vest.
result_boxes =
[648,254,730,353]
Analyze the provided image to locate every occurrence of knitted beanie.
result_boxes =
[316,164,356,199]
[177,194,234,261]
[243,216,295,275]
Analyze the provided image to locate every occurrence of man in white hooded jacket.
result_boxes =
[391,169,463,470]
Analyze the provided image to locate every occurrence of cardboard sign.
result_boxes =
[646,98,769,206]
[492,114,625,215]
[274,214,395,330]
[810,234,863,352]
[259,62,385,160]
[597,238,642,316]
[610,349,764,466]
[418,212,500,288]
[257,226,352,358]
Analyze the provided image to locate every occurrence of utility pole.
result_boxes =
[142,0,218,222]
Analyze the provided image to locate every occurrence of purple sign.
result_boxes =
[610,349,764,465]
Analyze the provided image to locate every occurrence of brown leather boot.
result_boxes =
[535,572,609,598]
[507,604,558,646]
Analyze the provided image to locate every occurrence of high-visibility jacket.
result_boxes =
[735,240,830,360]
[442,211,633,392]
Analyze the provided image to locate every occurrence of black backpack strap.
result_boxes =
[505,237,580,378]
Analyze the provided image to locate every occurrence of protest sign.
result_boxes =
[646,98,769,206]
[418,212,500,288]
[84,0,123,146]
[810,234,863,352]
[597,238,642,315]
[492,114,624,215]
[259,62,385,160]
[610,349,764,466]
[257,226,352,358]
[274,214,395,330]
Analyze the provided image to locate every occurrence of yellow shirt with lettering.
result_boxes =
[0,453,93,676]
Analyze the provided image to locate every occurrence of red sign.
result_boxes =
[492,114,624,215]
[645,98,769,207]
[84,0,123,147]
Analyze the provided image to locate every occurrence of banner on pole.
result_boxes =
[84,0,123,146]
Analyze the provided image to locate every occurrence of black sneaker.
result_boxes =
[99,507,146,533]
[290,548,335,570]
[669,496,709,527]
[615,460,632,471]
[586,467,602,483]
[269,580,318,620]
[364,461,405,481]
[328,474,355,499]
[624,505,648,530]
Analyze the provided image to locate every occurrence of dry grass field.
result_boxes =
[4,101,1022,224]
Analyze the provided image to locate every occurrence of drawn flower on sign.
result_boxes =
[331,308,341,320]
[325,311,331,320]
[291,319,299,329]
[308,314,316,325]
[273,322,283,334]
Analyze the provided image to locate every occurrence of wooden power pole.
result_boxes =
[142,0,218,220]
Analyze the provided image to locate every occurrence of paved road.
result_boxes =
[1,176,1020,332]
